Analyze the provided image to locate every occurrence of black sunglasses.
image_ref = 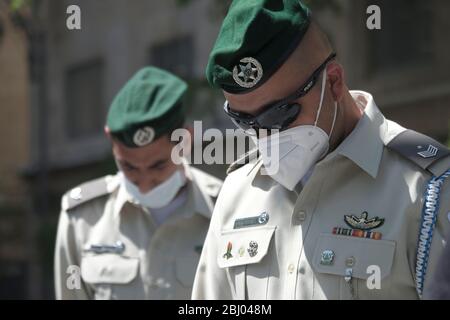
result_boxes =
[224,52,337,135]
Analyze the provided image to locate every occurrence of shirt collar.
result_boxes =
[331,91,388,179]
[113,173,132,219]
[182,160,214,219]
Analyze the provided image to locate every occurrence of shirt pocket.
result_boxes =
[175,254,200,289]
[81,254,139,299]
[311,233,396,300]
[217,226,276,300]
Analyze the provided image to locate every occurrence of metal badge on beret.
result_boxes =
[232,57,263,89]
[133,126,155,147]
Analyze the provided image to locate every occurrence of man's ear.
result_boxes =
[104,126,112,139]
[182,126,194,157]
[186,126,194,140]
[327,62,345,102]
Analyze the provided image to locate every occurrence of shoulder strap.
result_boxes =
[387,130,450,297]
[387,130,450,173]
[63,175,117,211]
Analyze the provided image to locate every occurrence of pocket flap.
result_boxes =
[217,226,276,269]
[81,254,139,284]
[312,233,396,280]
[175,255,199,288]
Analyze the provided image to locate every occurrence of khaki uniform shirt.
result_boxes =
[192,91,450,300]
[55,164,222,300]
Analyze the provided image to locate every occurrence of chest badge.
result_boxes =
[344,211,384,231]
[247,241,259,258]
[223,242,233,260]
[333,211,384,240]
[320,250,335,266]
[84,241,125,254]
[234,212,269,229]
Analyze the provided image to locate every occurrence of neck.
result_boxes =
[343,90,364,136]
[329,90,363,152]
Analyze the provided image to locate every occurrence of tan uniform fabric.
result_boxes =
[55,164,222,300]
[193,91,450,300]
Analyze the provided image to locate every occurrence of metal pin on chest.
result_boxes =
[320,250,335,266]
[84,241,126,254]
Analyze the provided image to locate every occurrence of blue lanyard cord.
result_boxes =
[415,169,450,298]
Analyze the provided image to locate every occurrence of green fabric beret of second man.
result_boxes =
[206,0,311,94]
[106,67,188,148]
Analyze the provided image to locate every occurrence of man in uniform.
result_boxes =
[193,0,450,299]
[54,66,222,300]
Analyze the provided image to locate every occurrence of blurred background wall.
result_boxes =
[0,0,449,299]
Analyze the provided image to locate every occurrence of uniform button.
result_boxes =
[288,264,296,274]
[293,211,306,225]
[346,256,356,267]
[298,267,306,275]
[70,187,82,200]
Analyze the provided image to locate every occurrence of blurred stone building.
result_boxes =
[0,0,448,299]
[324,0,450,142]
[0,0,31,299]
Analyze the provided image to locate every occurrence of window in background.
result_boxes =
[0,18,4,46]
[367,0,434,73]
[65,59,105,140]
[150,35,194,80]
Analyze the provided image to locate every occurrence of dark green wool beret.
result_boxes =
[206,0,311,94]
[106,67,187,148]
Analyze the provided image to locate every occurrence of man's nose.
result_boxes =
[138,179,158,194]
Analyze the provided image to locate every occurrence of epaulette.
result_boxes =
[226,148,260,175]
[389,131,450,297]
[62,175,118,211]
[387,130,450,177]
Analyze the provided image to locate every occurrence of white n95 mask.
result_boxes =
[121,170,187,209]
[258,71,337,191]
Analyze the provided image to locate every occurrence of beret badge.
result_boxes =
[133,126,155,147]
[232,57,263,89]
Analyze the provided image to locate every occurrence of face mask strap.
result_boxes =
[314,70,328,127]
[329,101,338,139]
[314,69,338,140]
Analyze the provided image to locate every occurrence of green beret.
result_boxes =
[107,67,187,148]
[206,0,311,94]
